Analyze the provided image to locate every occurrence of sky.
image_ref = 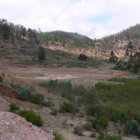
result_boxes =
[0,0,140,39]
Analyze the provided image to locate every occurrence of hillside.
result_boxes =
[95,24,140,53]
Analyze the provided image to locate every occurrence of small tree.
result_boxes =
[78,54,87,61]
[109,51,118,63]
[38,46,45,60]
[125,42,134,62]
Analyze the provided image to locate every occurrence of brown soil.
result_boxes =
[0,84,20,99]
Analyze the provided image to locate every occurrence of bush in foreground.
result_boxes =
[53,131,65,140]
[9,103,20,113]
[17,109,43,127]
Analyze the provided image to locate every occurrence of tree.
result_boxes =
[126,42,134,61]
[78,54,87,61]
[109,51,118,63]
[38,46,45,60]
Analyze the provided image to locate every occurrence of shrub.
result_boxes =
[18,86,30,100]
[78,54,87,61]
[110,110,130,123]
[0,75,3,83]
[99,135,122,140]
[73,85,86,96]
[98,115,109,128]
[110,109,122,123]
[38,46,45,60]
[127,63,132,69]
[74,126,83,136]
[133,62,140,73]
[82,122,93,131]
[125,120,138,135]
[30,94,45,105]
[95,82,111,90]
[17,109,43,126]
[9,103,20,113]
[109,51,118,63]
[53,131,65,140]
[51,108,58,116]
[60,102,76,113]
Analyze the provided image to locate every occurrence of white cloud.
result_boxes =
[0,0,140,39]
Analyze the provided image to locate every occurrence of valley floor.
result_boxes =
[0,59,139,140]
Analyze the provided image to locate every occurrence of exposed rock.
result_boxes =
[0,111,55,140]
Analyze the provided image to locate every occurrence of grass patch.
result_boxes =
[96,78,140,115]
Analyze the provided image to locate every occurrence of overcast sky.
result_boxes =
[0,0,140,39]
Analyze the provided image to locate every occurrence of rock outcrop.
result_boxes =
[0,111,55,140]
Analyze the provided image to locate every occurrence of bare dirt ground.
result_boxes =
[0,59,137,87]
[0,59,139,140]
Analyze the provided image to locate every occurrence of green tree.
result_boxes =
[126,42,134,61]
[38,46,46,60]
[78,54,87,61]
[109,51,118,63]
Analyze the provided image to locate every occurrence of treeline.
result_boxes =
[0,19,95,48]
[36,31,94,48]
[96,24,140,51]
[0,19,39,44]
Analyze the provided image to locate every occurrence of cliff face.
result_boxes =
[0,111,55,140]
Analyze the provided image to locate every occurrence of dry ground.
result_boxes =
[0,59,139,140]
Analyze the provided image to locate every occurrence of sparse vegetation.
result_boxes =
[9,103,20,113]
[17,109,43,127]
[9,103,43,127]
[74,126,83,136]
[53,131,66,140]
[60,102,77,113]
[30,93,45,105]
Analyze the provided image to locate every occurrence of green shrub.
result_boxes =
[53,131,65,140]
[38,46,45,60]
[98,115,109,128]
[74,126,83,136]
[9,103,20,113]
[0,75,3,83]
[125,120,138,135]
[110,110,130,123]
[30,94,45,105]
[60,102,77,113]
[133,62,140,73]
[18,86,30,100]
[78,54,87,61]
[17,109,43,126]
[111,110,121,123]
[99,135,122,140]
[127,63,132,69]
[51,108,58,116]
[95,82,111,90]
